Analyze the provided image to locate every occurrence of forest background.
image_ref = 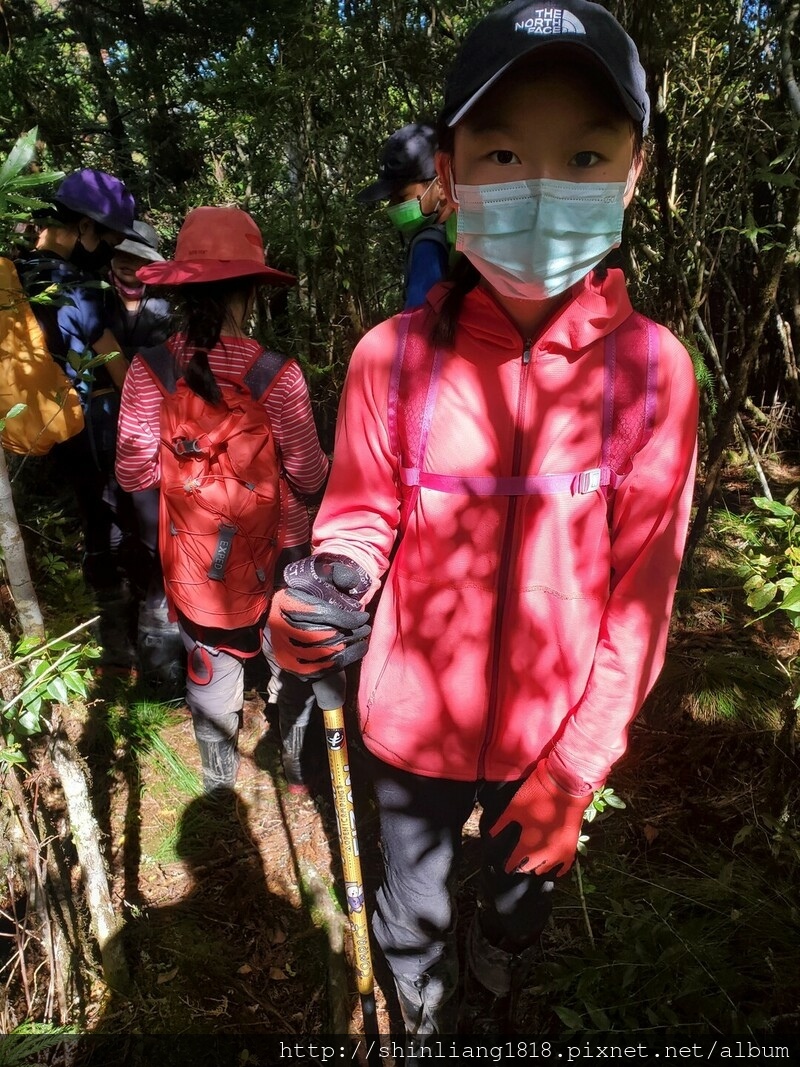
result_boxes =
[0,0,799,1050]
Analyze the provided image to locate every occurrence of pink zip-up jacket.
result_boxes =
[314,269,698,792]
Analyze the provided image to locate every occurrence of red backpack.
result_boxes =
[138,344,290,632]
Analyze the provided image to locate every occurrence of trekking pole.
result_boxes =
[312,671,379,1046]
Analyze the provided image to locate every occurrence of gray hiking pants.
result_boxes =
[178,625,246,744]
[178,624,319,783]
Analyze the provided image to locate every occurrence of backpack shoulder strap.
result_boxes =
[137,343,179,396]
[137,343,290,401]
[386,308,660,513]
[387,305,442,527]
[602,311,660,484]
[242,348,291,402]
[408,224,449,250]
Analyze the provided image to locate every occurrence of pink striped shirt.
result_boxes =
[116,335,329,546]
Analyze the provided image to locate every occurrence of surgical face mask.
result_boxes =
[453,177,629,300]
[386,178,439,237]
[71,234,115,273]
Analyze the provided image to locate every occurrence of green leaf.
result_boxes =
[0,129,38,187]
[752,498,796,519]
[4,403,27,420]
[46,676,69,704]
[15,636,43,656]
[752,168,798,188]
[17,709,41,735]
[605,792,627,809]
[746,582,778,611]
[778,585,800,612]
[3,191,54,210]
[0,747,28,767]
[732,824,754,847]
[7,170,64,189]
[20,694,42,716]
[553,1005,584,1031]
[586,1004,611,1029]
[63,672,88,698]
[30,658,50,678]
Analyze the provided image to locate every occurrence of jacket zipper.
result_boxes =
[479,337,533,778]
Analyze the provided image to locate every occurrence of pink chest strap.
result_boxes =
[386,307,659,526]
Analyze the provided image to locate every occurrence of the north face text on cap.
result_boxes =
[515,7,587,35]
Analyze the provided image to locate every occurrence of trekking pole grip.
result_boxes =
[312,670,347,712]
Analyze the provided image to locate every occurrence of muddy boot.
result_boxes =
[277,673,324,795]
[94,587,136,671]
[459,912,538,1034]
[137,591,186,699]
[394,951,459,1049]
[194,732,240,794]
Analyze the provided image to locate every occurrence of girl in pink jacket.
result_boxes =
[270,0,698,1036]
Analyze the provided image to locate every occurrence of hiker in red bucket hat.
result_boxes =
[116,206,329,794]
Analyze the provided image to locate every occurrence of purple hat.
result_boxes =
[357,124,438,203]
[441,0,649,133]
[54,168,138,239]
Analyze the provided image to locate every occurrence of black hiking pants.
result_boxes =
[369,756,556,984]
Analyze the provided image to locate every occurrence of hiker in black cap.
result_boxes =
[271,0,698,1040]
[358,123,454,309]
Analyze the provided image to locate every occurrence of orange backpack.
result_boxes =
[0,256,85,455]
[139,344,290,632]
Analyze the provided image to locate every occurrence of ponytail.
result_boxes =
[429,121,483,349]
[430,255,480,349]
[165,277,259,404]
[184,348,222,405]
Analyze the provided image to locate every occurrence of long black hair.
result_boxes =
[167,276,261,403]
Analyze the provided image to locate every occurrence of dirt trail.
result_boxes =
[91,685,402,1037]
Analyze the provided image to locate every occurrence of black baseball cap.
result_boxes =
[441,0,649,134]
[357,123,438,203]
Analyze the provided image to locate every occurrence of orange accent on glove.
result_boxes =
[489,760,592,877]
[268,586,371,680]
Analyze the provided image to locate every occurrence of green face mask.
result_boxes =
[386,196,435,237]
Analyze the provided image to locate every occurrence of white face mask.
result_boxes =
[453,176,630,300]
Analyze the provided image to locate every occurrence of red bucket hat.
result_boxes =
[137,206,296,287]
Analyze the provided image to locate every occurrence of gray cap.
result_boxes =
[112,220,164,263]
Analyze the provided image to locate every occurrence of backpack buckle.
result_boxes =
[575,468,602,494]
[174,437,203,456]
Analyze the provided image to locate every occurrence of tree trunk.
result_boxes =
[48,720,131,995]
[0,448,44,638]
[4,764,71,1022]
[687,187,800,558]
[67,2,136,187]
